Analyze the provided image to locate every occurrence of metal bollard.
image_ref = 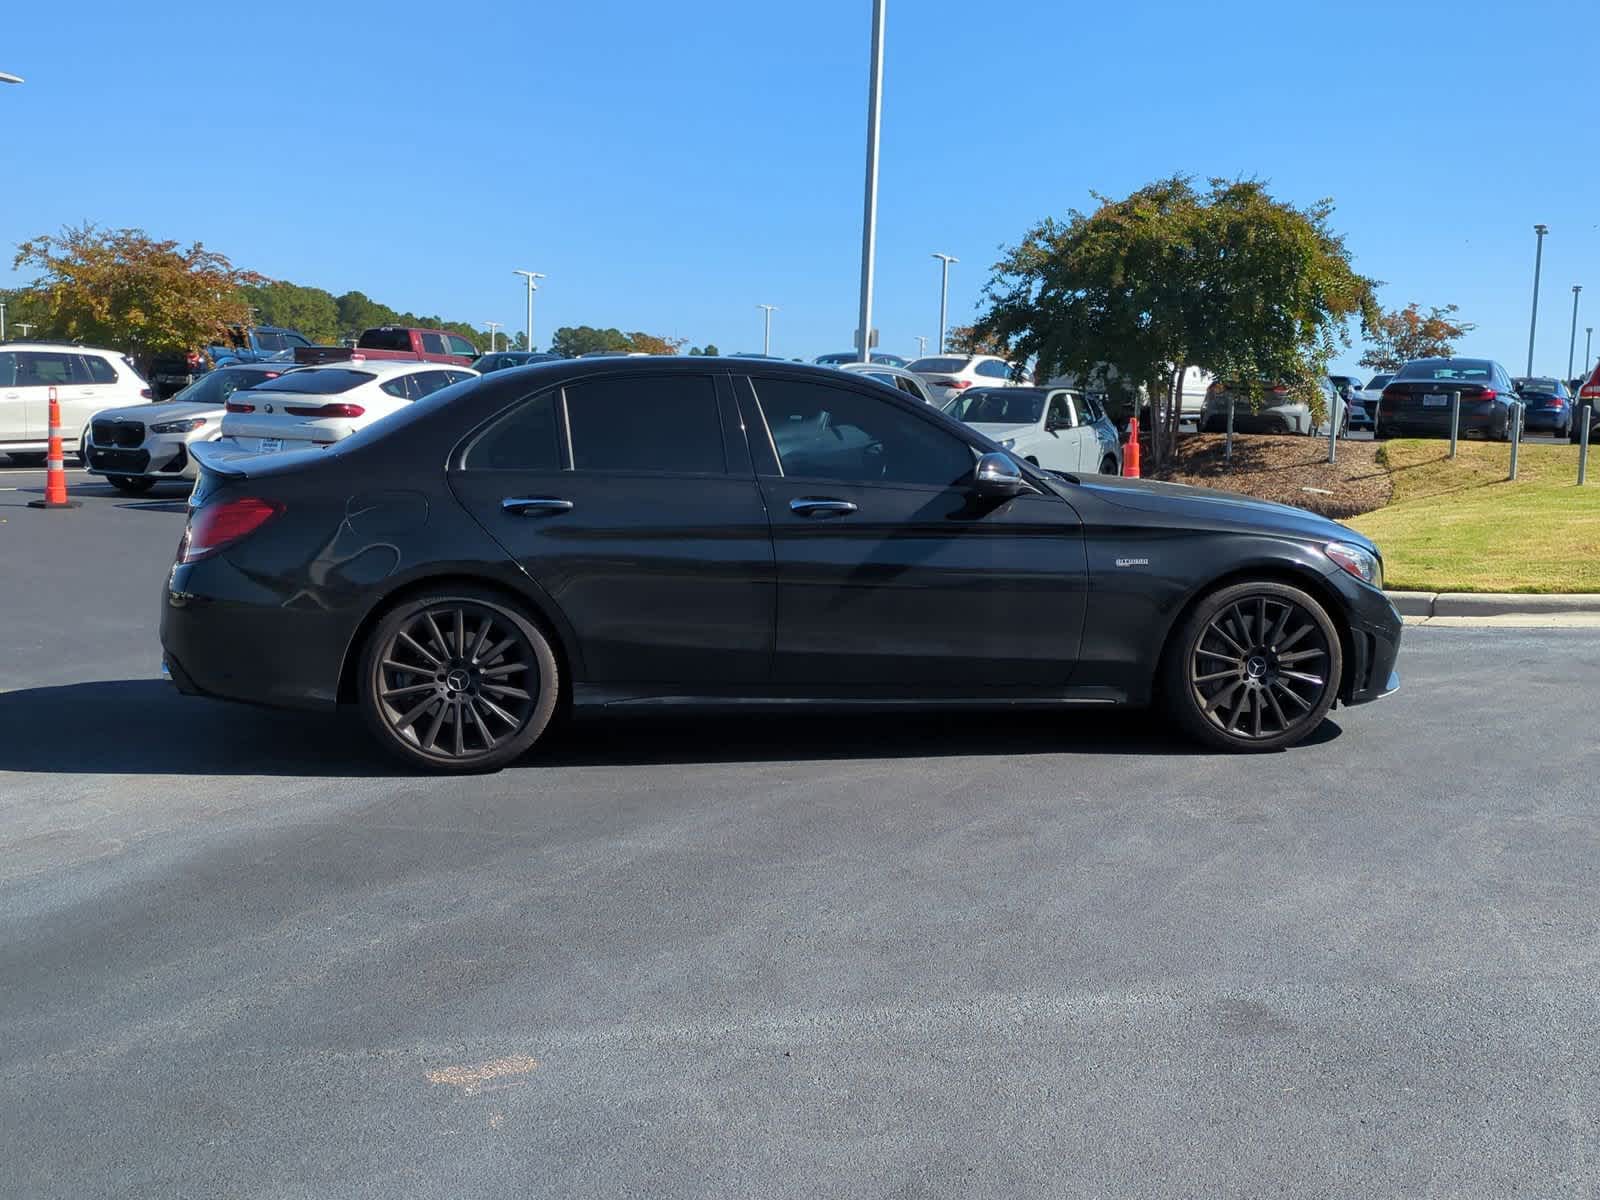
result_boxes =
[1225,397,1235,466]
[1508,401,1523,480]
[1581,404,1592,486]
[1326,394,1338,464]
[1449,390,1461,458]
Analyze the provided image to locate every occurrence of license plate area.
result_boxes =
[259,438,283,453]
[1422,393,1449,407]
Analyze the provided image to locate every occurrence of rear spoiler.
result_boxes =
[189,440,254,479]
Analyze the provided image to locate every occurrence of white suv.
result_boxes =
[0,343,151,464]
[907,354,1031,406]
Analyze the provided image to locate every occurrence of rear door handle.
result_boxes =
[502,497,574,517]
[789,498,858,518]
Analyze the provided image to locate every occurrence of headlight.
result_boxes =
[1324,541,1383,589]
[999,437,1016,449]
[149,417,208,434]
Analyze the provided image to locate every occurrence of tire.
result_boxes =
[108,475,156,494]
[1162,580,1343,753]
[358,587,561,773]
[1100,455,1119,475]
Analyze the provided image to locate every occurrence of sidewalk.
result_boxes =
[1387,591,1600,626]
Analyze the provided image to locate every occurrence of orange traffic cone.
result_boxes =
[1123,416,1142,478]
[28,386,81,510]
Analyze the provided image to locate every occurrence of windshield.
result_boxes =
[908,357,969,374]
[166,367,281,406]
[943,389,1046,425]
[1395,360,1493,382]
[248,368,374,395]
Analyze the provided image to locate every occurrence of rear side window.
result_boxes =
[976,359,1011,379]
[254,369,374,395]
[419,332,447,355]
[84,355,119,384]
[410,371,454,398]
[0,353,14,388]
[462,392,562,471]
[15,352,87,385]
[565,375,725,474]
[379,377,415,400]
[358,328,413,352]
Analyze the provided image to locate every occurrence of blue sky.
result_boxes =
[4,0,1598,377]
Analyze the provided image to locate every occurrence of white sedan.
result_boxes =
[219,361,477,454]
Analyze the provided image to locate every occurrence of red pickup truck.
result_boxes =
[293,326,479,367]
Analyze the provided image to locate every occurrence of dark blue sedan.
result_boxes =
[1513,377,1573,437]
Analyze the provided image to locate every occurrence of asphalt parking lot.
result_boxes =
[3,464,1598,1198]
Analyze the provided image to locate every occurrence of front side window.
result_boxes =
[1046,393,1075,428]
[410,371,454,398]
[0,352,15,388]
[84,355,119,384]
[462,391,561,471]
[566,375,725,474]
[253,330,288,352]
[751,377,973,487]
[448,335,477,357]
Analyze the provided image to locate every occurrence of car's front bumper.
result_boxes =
[85,435,199,480]
[1335,578,1402,707]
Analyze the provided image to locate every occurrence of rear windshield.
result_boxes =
[357,328,413,352]
[1515,377,1562,394]
[1364,374,1392,390]
[908,357,970,374]
[1395,360,1493,382]
[249,369,374,395]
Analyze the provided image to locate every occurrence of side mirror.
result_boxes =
[972,451,1028,498]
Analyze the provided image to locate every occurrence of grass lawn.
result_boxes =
[1349,439,1600,592]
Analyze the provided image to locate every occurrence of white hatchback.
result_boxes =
[907,353,1032,406]
[1,343,151,464]
[218,361,478,454]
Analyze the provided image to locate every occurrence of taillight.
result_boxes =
[1381,388,1405,404]
[181,497,282,563]
[185,352,201,367]
[140,388,153,399]
[225,401,255,413]
[1582,385,1600,400]
[1271,385,1289,397]
[936,379,971,390]
[1478,388,1498,402]
[283,403,365,418]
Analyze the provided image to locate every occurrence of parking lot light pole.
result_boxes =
[485,321,502,353]
[1568,286,1583,382]
[757,304,777,356]
[932,253,958,354]
[1527,224,1548,376]
[0,300,6,342]
[513,270,545,352]
[915,335,927,358]
[855,0,886,365]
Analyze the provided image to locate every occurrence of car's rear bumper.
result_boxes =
[1522,409,1568,430]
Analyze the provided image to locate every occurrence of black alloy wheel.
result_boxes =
[1101,454,1119,475]
[108,475,155,494]
[359,589,560,772]
[1165,581,1342,752]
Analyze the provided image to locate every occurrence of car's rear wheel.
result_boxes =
[108,474,155,494]
[1163,581,1342,753]
[359,588,560,773]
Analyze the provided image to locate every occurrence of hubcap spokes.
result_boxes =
[1190,596,1330,740]
[377,605,537,759]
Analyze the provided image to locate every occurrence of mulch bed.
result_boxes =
[1145,433,1393,519]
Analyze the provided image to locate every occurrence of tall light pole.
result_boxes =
[855,0,886,363]
[915,335,927,358]
[1587,327,1595,379]
[0,300,6,342]
[1527,224,1548,376]
[485,321,502,353]
[15,322,35,338]
[932,253,958,354]
[757,304,777,356]
[513,270,544,352]
[1567,285,1583,381]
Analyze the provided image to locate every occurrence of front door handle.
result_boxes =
[502,497,574,517]
[789,497,858,518]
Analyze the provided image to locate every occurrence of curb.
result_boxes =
[1385,591,1600,620]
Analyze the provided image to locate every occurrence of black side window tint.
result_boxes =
[462,392,562,471]
[380,378,411,399]
[565,375,725,474]
[84,356,118,384]
[420,332,447,355]
[751,377,972,487]
[411,372,451,398]
[0,353,15,388]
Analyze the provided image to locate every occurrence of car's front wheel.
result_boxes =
[108,475,155,494]
[1100,454,1119,475]
[1163,581,1343,753]
[359,588,560,773]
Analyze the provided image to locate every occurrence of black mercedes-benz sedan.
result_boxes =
[163,358,1401,772]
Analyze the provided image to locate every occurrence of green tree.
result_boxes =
[12,223,262,361]
[1359,302,1473,372]
[550,325,633,356]
[335,290,400,340]
[239,280,341,343]
[975,176,1376,463]
[624,331,685,356]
